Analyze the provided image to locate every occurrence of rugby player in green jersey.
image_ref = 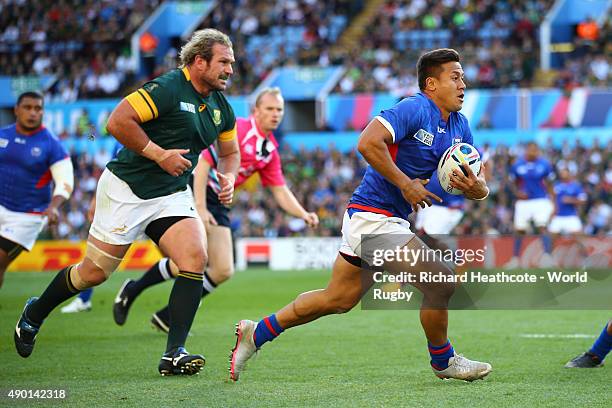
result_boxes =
[14,29,240,377]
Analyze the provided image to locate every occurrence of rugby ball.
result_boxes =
[437,143,481,195]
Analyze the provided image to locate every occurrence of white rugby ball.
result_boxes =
[437,143,481,195]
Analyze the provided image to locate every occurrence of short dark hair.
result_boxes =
[417,48,461,91]
[17,91,44,106]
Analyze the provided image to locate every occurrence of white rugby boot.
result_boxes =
[432,353,492,381]
[60,297,92,313]
[229,319,258,381]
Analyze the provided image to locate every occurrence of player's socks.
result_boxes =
[541,235,552,253]
[154,270,218,323]
[253,314,284,348]
[201,270,217,298]
[589,323,612,362]
[513,236,523,257]
[165,272,203,353]
[428,340,455,370]
[78,288,93,302]
[127,258,173,298]
[27,266,80,325]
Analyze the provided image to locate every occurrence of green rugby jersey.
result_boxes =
[107,67,236,199]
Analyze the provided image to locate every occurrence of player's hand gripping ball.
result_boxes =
[437,143,481,195]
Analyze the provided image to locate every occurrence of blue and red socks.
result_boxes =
[428,340,455,370]
[513,236,523,257]
[253,314,284,348]
[589,323,612,362]
[78,288,93,302]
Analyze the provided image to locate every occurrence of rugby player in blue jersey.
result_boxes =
[0,92,74,288]
[548,167,586,235]
[230,49,492,382]
[506,142,555,268]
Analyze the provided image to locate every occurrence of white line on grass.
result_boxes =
[520,334,596,339]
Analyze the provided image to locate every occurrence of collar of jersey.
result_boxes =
[182,67,190,81]
[250,116,270,140]
[419,92,449,127]
[14,123,45,136]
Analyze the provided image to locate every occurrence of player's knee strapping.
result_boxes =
[85,242,123,280]
[67,264,88,291]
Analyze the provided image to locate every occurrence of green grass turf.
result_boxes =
[0,269,610,407]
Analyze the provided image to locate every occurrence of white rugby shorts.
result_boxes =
[0,204,46,251]
[415,205,464,235]
[548,215,583,234]
[513,198,553,230]
[89,169,197,245]
[339,210,415,265]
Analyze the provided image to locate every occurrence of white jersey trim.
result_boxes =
[375,116,396,142]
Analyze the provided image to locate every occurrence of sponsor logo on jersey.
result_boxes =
[213,109,222,125]
[180,102,196,113]
[15,137,26,144]
[31,147,42,157]
[413,129,434,146]
[0,138,8,148]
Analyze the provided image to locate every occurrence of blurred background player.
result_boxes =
[61,142,124,313]
[548,167,587,236]
[505,142,555,268]
[0,91,74,288]
[112,87,319,333]
[566,320,612,368]
[229,48,492,382]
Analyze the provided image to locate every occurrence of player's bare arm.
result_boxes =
[192,158,217,225]
[269,185,319,227]
[106,99,191,177]
[215,137,240,205]
[358,119,441,212]
[449,161,489,200]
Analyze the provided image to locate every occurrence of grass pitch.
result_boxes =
[0,269,610,407]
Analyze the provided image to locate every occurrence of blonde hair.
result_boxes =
[179,28,232,67]
[254,87,283,107]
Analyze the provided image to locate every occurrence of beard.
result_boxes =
[200,74,228,92]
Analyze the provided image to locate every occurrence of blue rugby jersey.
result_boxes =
[349,93,473,220]
[0,124,68,213]
[510,157,553,200]
[554,181,586,216]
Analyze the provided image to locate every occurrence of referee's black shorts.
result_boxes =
[206,185,231,228]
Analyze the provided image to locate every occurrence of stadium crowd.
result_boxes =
[1,0,609,98]
[0,0,160,100]
[50,139,610,241]
[336,0,610,94]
